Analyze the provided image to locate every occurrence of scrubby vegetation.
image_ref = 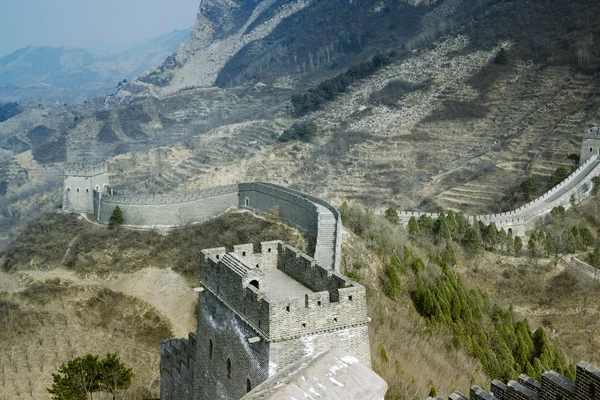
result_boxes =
[278,121,317,142]
[405,211,520,256]
[340,202,575,392]
[1,211,310,281]
[290,52,395,116]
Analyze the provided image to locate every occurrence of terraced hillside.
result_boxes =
[79,34,600,221]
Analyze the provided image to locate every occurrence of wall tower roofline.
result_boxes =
[64,163,108,177]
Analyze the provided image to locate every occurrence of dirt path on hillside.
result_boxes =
[0,267,196,337]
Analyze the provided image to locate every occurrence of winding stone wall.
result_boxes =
[96,184,240,227]
[90,182,341,271]
[397,155,600,236]
[434,361,600,400]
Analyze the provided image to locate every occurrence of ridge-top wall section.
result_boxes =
[92,181,341,270]
[237,183,341,270]
[97,185,240,227]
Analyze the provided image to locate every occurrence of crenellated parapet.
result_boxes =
[64,163,108,177]
[431,361,600,400]
[160,333,197,400]
[397,154,600,237]
[198,241,369,342]
[101,184,239,205]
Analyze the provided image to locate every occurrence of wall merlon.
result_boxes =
[471,385,498,400]
[450,392,469,400]
[541,371,575,394]
[518,375,541,393]
[508,380,540,400]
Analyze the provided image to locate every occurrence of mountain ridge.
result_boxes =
[0,28,193,103]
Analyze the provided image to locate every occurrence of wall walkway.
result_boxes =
[92,182,342,271]
[396,155,600,236]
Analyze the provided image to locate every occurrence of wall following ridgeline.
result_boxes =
[397,155,600,236]
[564,256,600,281]
[238,183,342,271]
[82,181,341,271]
[96,184,240,227]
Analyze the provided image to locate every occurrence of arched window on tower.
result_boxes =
[226,358,232,379]
[208,339,213,360]
[245,197,249,207]
[246,379,252,393]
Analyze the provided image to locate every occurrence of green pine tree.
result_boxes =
[100,353,134,400]
[384,207,400,224]
[109,206,124,228]
[514,236,523,256]
[441,240,457,267]
[408,216,420,236]
[48,354,101,400]
[579,226,595,247]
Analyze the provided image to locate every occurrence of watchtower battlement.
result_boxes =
[199,241,368,341]
[583,126,600,138]
[64,163,108,177]
[580,126,600,164]
[189,241,371,400]
[62,163,110,214]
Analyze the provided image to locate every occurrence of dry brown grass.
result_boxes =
[0,281,171,399]
[0,210,310,400]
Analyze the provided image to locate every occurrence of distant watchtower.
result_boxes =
[62,163,110,213]
[160,241,371,400]
[580,127,600,165]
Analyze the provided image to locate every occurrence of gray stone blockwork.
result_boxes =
[581,127,600,164]
[447,361,600,400]
[160,241,371,400]
[62,163,110,213]
[64,168,341,271]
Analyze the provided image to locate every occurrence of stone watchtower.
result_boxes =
[160,241,371,400]
[580,127,600,164]
[62,163,110,213]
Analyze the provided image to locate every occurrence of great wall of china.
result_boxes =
[396,127,600,236]
[63,127,600,275]
[59,128,600,399]
[397,154,600,236]
[63,167,342,271]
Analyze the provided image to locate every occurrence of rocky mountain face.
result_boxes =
[129,0,463,96]
[0,28,192,103]
[0,0,599,244]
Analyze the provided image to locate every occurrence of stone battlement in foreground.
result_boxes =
[200,241,368,341]
[161,241,371,400]
[431,361,600,400]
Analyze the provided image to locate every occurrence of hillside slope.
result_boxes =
[0,0,598,242]
[129,0,467,96]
